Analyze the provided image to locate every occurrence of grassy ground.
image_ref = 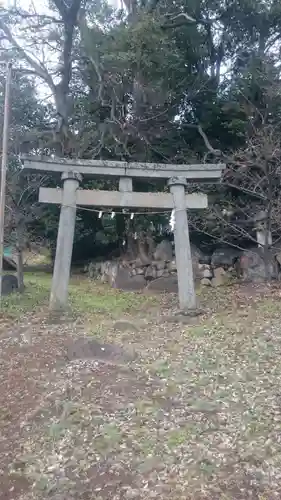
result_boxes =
[0,273,155,319]
[1,274,281,499]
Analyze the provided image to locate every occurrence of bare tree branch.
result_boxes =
[0,19,55,89]
[168,12,196,23]
[162,12,197,29]
[197,124,222,156]
[185,123,222,156]
[52,0,68,18]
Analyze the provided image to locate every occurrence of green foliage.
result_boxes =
[2,0,281,253]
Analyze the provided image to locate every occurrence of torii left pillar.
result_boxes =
[50,171,82,311]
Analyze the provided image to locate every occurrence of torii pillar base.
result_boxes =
[168,176,197,311]
[50,171,82,312]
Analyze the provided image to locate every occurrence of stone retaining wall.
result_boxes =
[86,240,280,290]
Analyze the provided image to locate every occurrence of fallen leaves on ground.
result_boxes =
[1,280,281,499]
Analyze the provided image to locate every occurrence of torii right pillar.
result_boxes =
[168,176,196,311]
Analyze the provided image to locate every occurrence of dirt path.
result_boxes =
[0,309,164,500]
[0,314,82,499]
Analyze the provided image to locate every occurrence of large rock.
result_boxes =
[239,248,278,282]
[135,267,145,275]
[211,267,232,287]
[167,260,177,272]
[114,267,146,290]
[153,240,173,261]
[1,274,18,295]
[145,265,157,280]
[190,244,204,279]
[153,260,166,270]
[211,247,241,268]
[203,267,213,279]
[156,268,169,278]
[201,278,212,286]
[275,252,281,266]
[88,261,102,279]
[100,261,119,285]
[146,275,178,293]
[198,254,212,265]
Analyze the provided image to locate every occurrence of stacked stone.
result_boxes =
[199,248,239,287]
[86,241,280,289]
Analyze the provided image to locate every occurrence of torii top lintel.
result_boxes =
[22,156,225,182]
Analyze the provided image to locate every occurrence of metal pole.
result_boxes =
[0,63,12,302]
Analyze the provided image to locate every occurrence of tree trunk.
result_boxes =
[137,233,151,264]
[146,232,156,258]
[16,245,24,292]
[115,213,126,253]
[126,232,138,260]
[15,223,25,292]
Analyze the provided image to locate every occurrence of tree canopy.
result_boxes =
[1,0,281,258]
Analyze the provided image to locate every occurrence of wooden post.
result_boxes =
[168,176,196,311]
[50,171,82,311]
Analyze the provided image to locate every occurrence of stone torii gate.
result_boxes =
[23,157,225,312]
